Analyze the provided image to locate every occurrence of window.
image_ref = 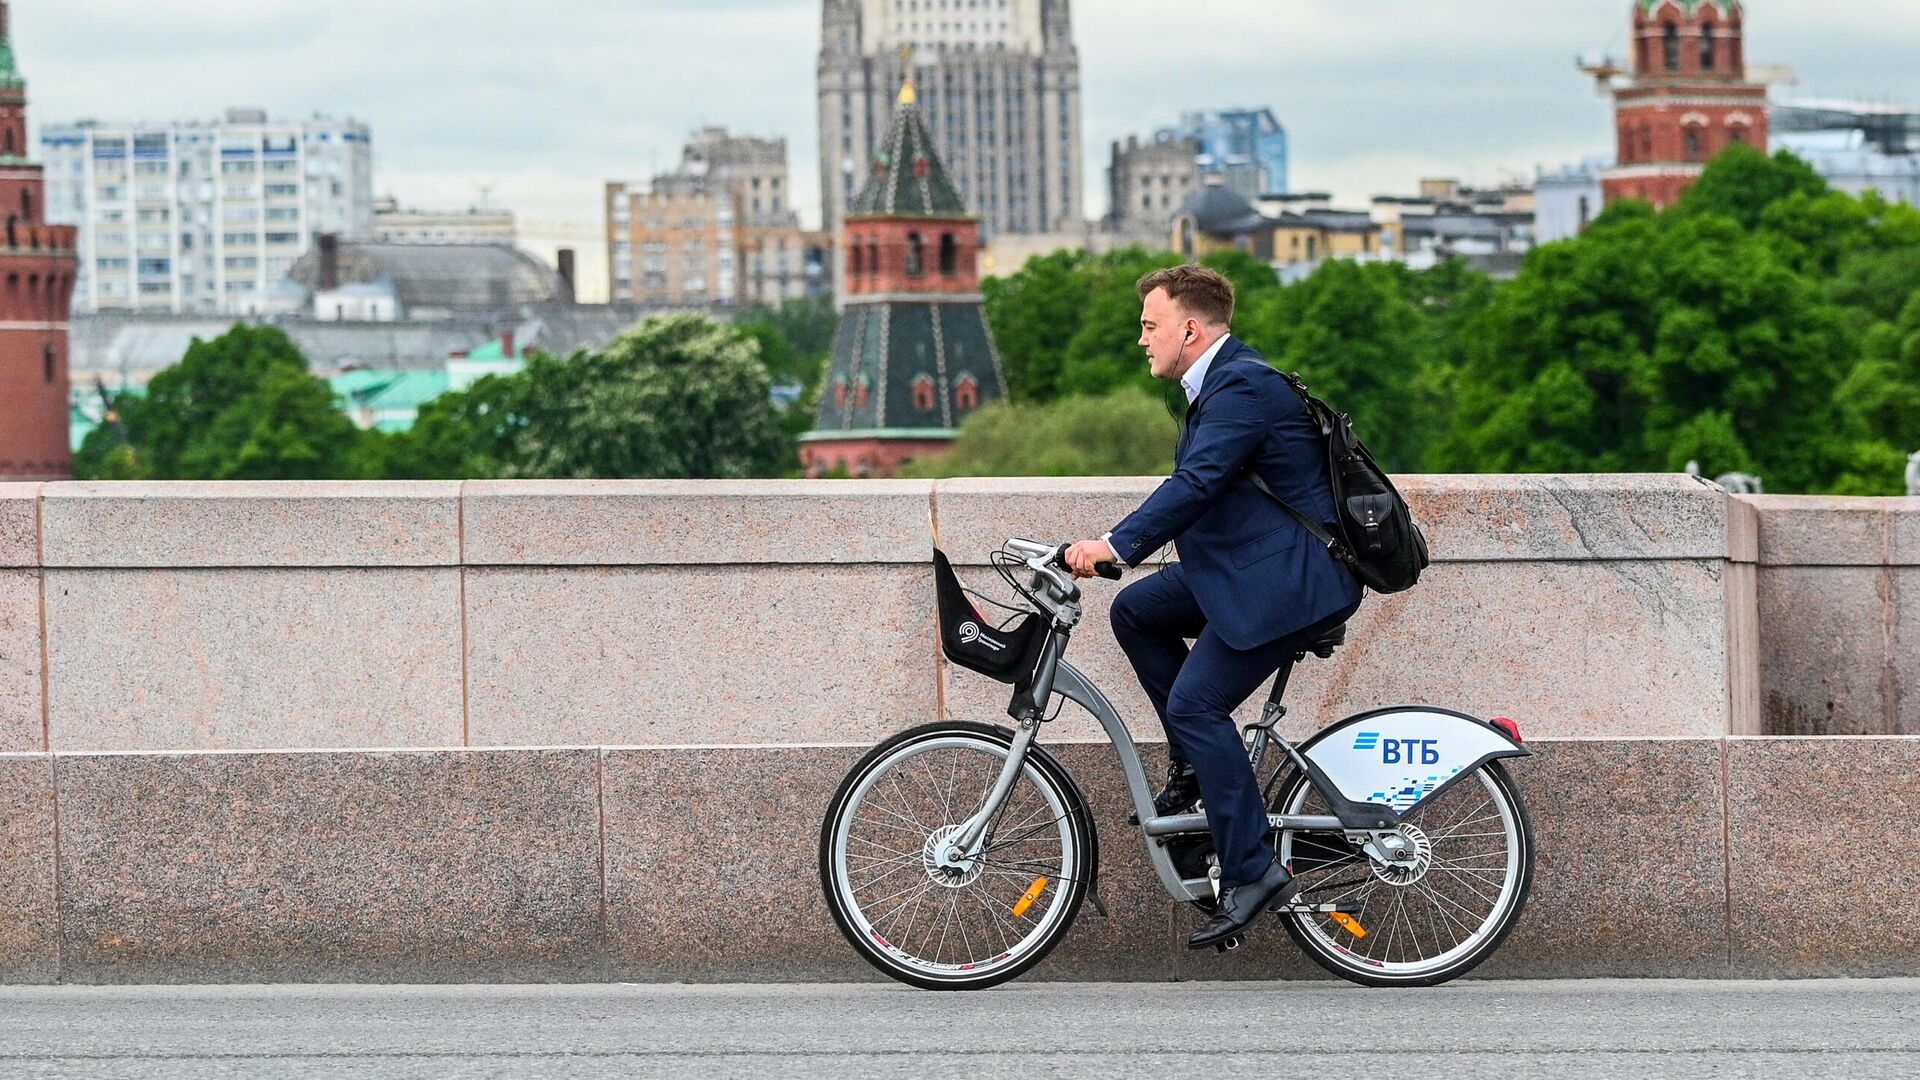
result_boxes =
[1663,23,1680,71]
[939,232,957,275]
[43,343,54,384]
[1728,125,1748,145]
[850,243,864,276]
[911,373,936,411]
[1700,24,1716,69]
[953,374,979,411]
[905,232,923,276]
[1685,127,1703,160]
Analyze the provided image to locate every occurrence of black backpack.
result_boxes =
[1246,371,1430,595]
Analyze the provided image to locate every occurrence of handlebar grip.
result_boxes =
[1094,562,1123,580]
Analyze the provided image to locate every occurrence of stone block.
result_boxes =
[54,749,602,982]
[44,568,464,751]
[1402,474,1741,563]
[602,745,874,981]
[1726,737,1920,976]
[464,566,939,747]
[0,570,41,753]
[1270,559,1740,739]
[1757,567,1891,736]
[40,481,461,568]
[956,558,1741,742]
[1745,495,1894,567]
[461,479,935,566]
[0,484,37,568]
[1892,499,1920,566]
[1482,738,1729,977]
[0,755,57,983]
[931,477,1161,568]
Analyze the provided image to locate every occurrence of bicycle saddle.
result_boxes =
[1305,622,1346,658]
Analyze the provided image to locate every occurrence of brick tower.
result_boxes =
[1602,0,1769,209]
[0,2,77,481]
[800,75,1008,478]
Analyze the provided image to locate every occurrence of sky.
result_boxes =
[21,0,1920,297]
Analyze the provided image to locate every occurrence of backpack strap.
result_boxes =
[1245,472,1357,568]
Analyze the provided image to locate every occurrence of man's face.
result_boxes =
[1138,287,1196,381]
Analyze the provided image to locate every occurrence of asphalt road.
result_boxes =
[0,979,1917,1079]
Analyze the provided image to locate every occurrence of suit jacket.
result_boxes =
[1108,335,1362,650]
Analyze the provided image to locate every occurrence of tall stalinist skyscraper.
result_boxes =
[818,0,1082,240]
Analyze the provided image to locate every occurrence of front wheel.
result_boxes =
[1275,760,1534,986]
[819,722,1094,990]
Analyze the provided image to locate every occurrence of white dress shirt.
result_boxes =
[1100,332,1232,563]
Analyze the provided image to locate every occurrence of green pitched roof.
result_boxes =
[849,97,968,219]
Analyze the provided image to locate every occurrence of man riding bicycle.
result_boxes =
[1063,265,1363,950]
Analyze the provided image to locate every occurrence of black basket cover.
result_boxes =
[933,549,1046,684]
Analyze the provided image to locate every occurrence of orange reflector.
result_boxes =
[1330,911,1368,939]
[1011,876,1050,918]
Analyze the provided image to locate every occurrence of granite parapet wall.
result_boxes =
[0,475,1760,752]
[1741,495,1919,736]
[0,737,1906,983]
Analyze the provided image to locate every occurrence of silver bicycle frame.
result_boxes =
[944,645,1343,905]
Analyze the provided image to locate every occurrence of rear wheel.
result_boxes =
[819,722,1093,990]
[1275,761,1533,986]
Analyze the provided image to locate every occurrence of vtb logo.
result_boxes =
[1352,732,1440,765]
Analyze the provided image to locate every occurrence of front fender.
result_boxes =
[1299,705,1530,815]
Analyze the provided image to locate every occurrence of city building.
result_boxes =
[608,128,830,307]
[0,1,78,480]
[1602,0,1768,209]
[680,126,797,230]
[1772,99,1920,205]
[1106,133,1201,244]
[1157,108,1288,201]
[287,236,563,322]
[801,77,1007,478]
[817,0,1083,239]
[41,107,372,315]
[1171,177,1534,282]
[371,196,515,245]
[1534,157,1609,243]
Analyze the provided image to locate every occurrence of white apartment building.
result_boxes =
[41,108,374,314]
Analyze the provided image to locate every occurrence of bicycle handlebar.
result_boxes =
[1050,542,1123,581]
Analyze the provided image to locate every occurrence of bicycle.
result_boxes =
[819,538,1534,990]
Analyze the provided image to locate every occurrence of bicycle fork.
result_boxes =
[933,720,1039,871]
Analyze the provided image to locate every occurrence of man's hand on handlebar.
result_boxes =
[1062,539,1123,581]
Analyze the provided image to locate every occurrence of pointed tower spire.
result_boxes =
[0,3,20,91]
[800,80,1007,478]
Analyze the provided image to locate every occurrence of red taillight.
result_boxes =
[1490,716,1523,743]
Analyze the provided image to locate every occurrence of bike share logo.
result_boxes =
[1352,731,1440,764]
[957,622,1006,652]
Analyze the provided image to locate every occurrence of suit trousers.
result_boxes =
[1110,561,1356,889]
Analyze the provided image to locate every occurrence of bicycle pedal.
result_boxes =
[1214,935,1243,953]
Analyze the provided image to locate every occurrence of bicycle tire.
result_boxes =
[819,721,1096,990]
[1275,759,1534,987]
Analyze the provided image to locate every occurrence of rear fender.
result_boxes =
[1299,706,1529,816]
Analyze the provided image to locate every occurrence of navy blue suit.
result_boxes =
[1108,335,1363,888]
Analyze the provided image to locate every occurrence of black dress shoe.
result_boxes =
[1152,761,1202,816]
[1187,860,1300,950]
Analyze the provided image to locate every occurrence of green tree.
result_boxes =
[900,387,1178,477]
[736,293,838,394]
[982,248,1096,403]
[1833,292,1920,492]
[74,324,364,480]
[375,314,792,480]
[1437,192,1858,490]
[1240,259,1447,472]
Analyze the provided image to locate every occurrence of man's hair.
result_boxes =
[1136,264,1234,327]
